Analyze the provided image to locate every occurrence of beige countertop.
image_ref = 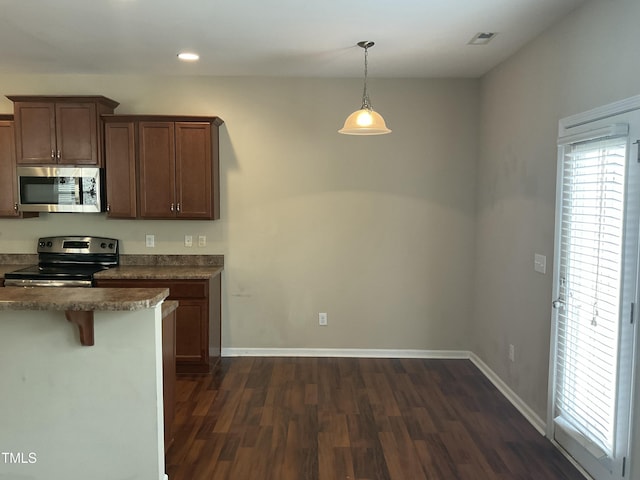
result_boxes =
[0,254,224,281]
[94,265,223,280]
[0,287,170,311]
[162,300,179,317]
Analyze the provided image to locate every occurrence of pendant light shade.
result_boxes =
[339,41,391,135]
[339,108,391,135]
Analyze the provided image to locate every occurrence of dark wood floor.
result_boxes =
[166,357,586,480]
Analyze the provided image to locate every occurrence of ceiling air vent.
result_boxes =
[468,32,497,45]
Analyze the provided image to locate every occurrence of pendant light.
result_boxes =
[339,41,391,135]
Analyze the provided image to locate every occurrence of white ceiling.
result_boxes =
[0,0,586,78]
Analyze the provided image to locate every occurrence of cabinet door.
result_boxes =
[13,102,56,164]
[0,121,18,217]
[138,122,176,218]
[175,301,208,365]
[175,122,212,219]
[104,122,137,218]
[55,103,98,165]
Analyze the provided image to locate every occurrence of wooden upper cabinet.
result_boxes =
[7,95,119,166]
[0,118,19,217]
[139,122,177,219]
[175,122,213,219]
[103,120,137,218]
[102,114,223,220]
[11,103,55,164]
[55,103,98,164]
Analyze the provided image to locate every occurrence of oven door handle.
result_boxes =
[4,279,93,288]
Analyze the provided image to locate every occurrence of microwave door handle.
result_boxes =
[75,179,81,205]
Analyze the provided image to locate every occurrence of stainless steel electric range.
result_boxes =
[4,236,119,287]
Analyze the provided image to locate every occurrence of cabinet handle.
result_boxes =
[106,204,111,213]
[56,150,61,160]
[170,203,175,212]
[51,150,55,159]
[176,203,181,213]
[14,203,18,213]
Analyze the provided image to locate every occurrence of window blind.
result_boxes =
[554,132,628,456]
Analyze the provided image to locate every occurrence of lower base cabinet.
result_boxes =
[95,276,221,374]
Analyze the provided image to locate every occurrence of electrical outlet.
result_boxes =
[319,312,328,326]
[184,235,193,247]
[508,344,515,362]
[198,235,206,247]
[145,234,155,248]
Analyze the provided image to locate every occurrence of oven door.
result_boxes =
[17,166,104,213]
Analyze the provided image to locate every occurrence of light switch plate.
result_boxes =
[184,235,193,247]
[534,253,546,274]
[145,234,155,248]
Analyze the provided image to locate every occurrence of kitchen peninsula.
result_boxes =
[0,286,172,480]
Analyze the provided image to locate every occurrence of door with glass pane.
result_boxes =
[549,108,640,480]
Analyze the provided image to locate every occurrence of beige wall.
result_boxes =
[2,0,640,474]
[0,76,479,351]
[474,0,640,471]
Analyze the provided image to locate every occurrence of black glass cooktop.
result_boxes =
[5,264,107,280]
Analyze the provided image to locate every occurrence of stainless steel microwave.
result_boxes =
[17,166,104,213]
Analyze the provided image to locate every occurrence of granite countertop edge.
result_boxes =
[0,287,170,312]
[0,254,224,280]
[94,265,223,280]
[119,254,224,267]
[162,300,179,317]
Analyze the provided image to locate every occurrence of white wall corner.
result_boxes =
[469,352,546,435]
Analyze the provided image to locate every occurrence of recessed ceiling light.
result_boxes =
[468,32,497,46]
[177,52,199,61]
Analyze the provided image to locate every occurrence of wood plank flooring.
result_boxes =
[166,357,586,480]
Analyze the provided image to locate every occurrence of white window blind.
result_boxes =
[554,132,628,456]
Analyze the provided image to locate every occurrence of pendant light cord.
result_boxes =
[361,44,371,110]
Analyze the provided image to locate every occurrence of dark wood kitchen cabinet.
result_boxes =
[0,117,19,217]
[138,120,221,219]
[103,119,137,218]
[101,115,223,220]
[7,95,119,166]
[0,115,37,219]
[95,276,221,374]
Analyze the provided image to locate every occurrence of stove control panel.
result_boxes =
[37,236,119,255]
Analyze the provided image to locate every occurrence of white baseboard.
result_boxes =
[222,347,471,359]
[469,352,546,434]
